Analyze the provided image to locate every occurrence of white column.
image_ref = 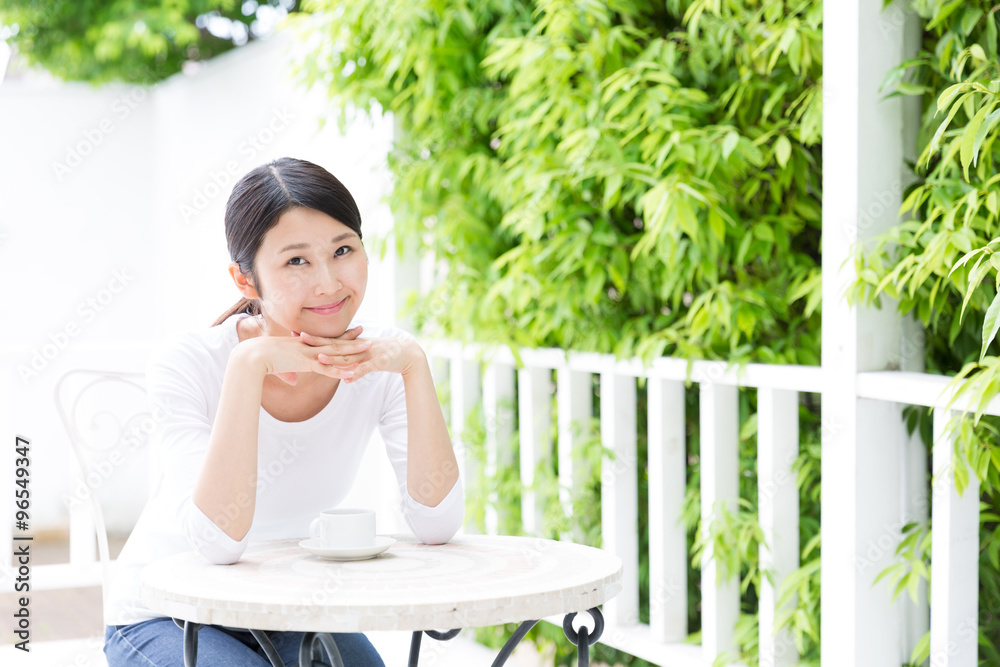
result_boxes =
[821,0,917,663]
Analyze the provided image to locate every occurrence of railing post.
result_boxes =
[483,361,515,535]
[930,408,979,667]
[757,388,799,666]
[599,370,638,627]
[821,0,919,664]
[556,364,591,541]
[518,366,551,536]
[699,381,739,662]
[450,354,481,532]
[647,378,688,642]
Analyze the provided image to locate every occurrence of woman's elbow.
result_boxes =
[410,493,465,545]
[413,515,463,545]
[202,549,244,565]
[181,500,249,564]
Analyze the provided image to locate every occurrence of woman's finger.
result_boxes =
[300,327,363,345]
[300,338,371,359]
[316,340,371,363]
[316,349,370,367]
[312,359,355,379]
[337,325,364,340]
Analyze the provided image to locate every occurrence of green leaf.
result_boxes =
[959,252,989,324]
[923,92,973,168]
[894,81,928,96]
[775,135,792,168]
[927,0,967,31]
[961,102,991,180]
[981,290,1000,362]
[910,632,931,665]
[937,82,969,112]
[972,107,1000,167]
[949,247,986,279]
[722,131,739,160]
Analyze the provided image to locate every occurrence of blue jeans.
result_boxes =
[104,618,385,666]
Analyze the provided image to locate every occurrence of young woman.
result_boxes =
[103,157,464,666]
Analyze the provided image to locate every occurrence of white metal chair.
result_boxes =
[1,370,157,666]
[53,369,155,608]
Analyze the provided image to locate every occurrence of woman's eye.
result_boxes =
[288,257,307,266]
[334,245,352,257]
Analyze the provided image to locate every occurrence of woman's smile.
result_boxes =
[306,297,347,315]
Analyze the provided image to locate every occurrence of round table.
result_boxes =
[140,533,623,667]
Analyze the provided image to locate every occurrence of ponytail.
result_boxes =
[211,298,260,327]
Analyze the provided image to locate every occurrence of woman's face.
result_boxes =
[233,206,367,338]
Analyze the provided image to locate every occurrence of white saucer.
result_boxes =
[299,535,395,561]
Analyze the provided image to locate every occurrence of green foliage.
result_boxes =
[293,0,823,365]
[0,0,298,84]
[848,0,1000,373]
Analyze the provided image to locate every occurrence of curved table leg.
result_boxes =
[171,618,204,667]
[407,628,461,667]
[249,628,286,666]
[298,631,344,667]
[491,620,538,667]
[562,607,605,667]
[408,630,422,667]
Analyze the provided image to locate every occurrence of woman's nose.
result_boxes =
[315,263,342,295]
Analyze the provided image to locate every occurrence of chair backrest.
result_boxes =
[53,369,156,608]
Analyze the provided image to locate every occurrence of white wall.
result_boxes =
[0,30,408,540]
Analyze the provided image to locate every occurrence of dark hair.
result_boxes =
[212,157,363,326]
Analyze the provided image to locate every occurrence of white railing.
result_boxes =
[425,343,988,667]
[427,341,826,666]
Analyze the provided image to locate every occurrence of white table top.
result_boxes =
[139,533,623,633]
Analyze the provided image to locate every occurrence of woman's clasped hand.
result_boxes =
[239,325,420,386]
[301,329,420,384]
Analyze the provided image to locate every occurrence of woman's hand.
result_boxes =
[301,331,422,383]
[237,326,373,386]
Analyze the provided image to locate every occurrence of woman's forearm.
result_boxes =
[191,344,267,541]
[402,352,459,507]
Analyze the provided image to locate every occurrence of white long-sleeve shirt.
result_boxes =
[104,312,464,626]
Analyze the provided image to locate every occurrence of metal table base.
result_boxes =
[173,607,605,667]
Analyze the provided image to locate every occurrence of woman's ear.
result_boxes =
[228,262,260,299]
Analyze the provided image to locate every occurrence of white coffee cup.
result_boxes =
[309,508,375,549]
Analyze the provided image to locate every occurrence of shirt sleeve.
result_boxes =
[146,338,249,565]
[378,370,465,545]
